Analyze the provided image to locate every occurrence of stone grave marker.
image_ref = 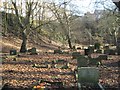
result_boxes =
[30,47,38,55]
[96,49,102,53]
[54,49,63,54]
[117,46,120,55]
[98,55,108,60]
[94,43,100,49]
[10,49,17,55]
[78,67,99,84]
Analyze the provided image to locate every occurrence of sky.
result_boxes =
[70,0,116,15]
[0,0,116,16]
[44,0,116,15]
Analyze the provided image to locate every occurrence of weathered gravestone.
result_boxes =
[78,67,99,84]
[89,58,101,66]
[28,47,38,55]
[94,43,101,49]
[72,52,81,59]
[54,49,63,54]
[77,55,88,67]
[98,55,108,60]
[96,49,102,54]
[104,49,116,55]
[116,46,120,55]
[10,49,17,55]
[55,59,66,64]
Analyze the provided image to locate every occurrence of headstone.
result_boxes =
[77,55,88,67]
[117,46,120,55]
[54,49,63,54]
[73,45,76,50]
[30,47,38,55]
[89,58,100,66]
[88,46,94,52]
[104,49,116,55]
[94,43,100,49]
[56,59,66,64]
[96,49,102,53]
[98,55,108,60]
[78,67,99,84]
[10,49,17,55]
[104,49,110,54]
[84,49,90,55]
[77,47,81,50]
[108,49,116,55]
[72,52,81,59]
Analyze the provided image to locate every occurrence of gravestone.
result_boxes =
[89,58,100,66]
[94,43,100,49]
[84,49,90,55]
[98,55,108,60]
[30,47,38,55]
[56,59,66,64]
[117,46,120,55]
[96,49,102,53]
[72,52,81,59]
[78,67,99,84]
[108,49,116,55]
[77,55,88,67]
[10,49,17,55]
[54,49,63,54]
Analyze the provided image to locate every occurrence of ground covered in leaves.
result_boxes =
[1,51,120,90]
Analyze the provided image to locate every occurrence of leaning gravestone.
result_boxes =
[77,55,88,67]
[10,49,17,55]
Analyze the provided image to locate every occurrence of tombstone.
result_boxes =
[117,46,120,55]
[30,47,38,55]
[89,58,100,66]
[73,45,76,50]
[94,43,100,49]
[96,49,102,53]
[88,45,94,50]
[56,59,66,64]
[77,55,88,67]
[72,52,81,59]
[78,67,99,84]
[32,64,48,68]
[104,49,116,55]
[98,55,108,60]
[77,47,81,50]
[108,49,116,55]
[10,49,17,55]
[84,49,90,55]
[54,49,63,54]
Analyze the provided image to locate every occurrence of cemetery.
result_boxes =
[0,0,120,90]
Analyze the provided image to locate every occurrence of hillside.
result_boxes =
[0,35,63,53]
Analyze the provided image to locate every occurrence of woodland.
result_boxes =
[0,0,120,90]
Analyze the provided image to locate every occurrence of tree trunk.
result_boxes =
[67,35,72,49]
[20,31,27,53]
